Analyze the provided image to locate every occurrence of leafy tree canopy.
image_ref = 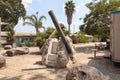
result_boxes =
[35,24,69,48]
[0,0,26,30]
[80,0,120,37]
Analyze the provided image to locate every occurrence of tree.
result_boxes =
[34,25,68,48]
[64,0,75,35]
[54,23,69,38]
[0,0,26,42]
[80,0,120,37]
[0,0,26,26]
[45,27,55,38]
[23,12,46,33]
[34,32,46,48]
[44,24,68,39]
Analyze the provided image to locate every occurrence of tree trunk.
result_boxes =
[9,27,15,35]
[36,26,40,33]
[68,24,70,36]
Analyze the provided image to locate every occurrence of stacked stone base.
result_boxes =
[41,37,74,68]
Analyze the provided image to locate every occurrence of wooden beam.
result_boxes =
[48,10,73,54]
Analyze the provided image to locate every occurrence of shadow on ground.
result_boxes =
[75,46,94,54]
[0,76,22,80]
[1,67,67,80]
[0,75,52,80]
[88,57,120,80]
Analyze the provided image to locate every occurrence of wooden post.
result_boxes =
[48,10,73,54]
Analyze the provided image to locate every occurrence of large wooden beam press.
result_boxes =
[48,10,73,55]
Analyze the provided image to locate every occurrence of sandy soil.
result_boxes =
[0,43,120,80]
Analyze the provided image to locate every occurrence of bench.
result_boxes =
[93,43,106,58]
[92,49,98,58]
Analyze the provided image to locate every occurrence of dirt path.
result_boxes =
[0,54,67,80]
[0,43,120,80]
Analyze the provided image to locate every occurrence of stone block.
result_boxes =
[66,64,111,80]
[0,54,6,68]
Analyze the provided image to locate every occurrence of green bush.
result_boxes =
[77,31,88,43]
[45,27,54,38]
[93,36,99,42]
[34,27,55,48]
[34,32,46,48]
[7,32,16,42]
[20,41,25,47]
[34,26,69,48]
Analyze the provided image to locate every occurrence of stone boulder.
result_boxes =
[42,38,69,68]
[4,45,12,50]
[6,47,29,56]
[6,50,15,56]
[15,47,29,55]
[0,54,6,68]
[70,35,79,44]
[41,36,75,68]
[56,51,69,68]
[0,50,7,56]
[66,64,111,80]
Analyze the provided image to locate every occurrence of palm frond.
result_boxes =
[64,0,75,15]
[35,21,42,28]
[39,16,46,21]
[23,22,34,26]
[31,15,38,22]
[23,16,35,25]
[23,13,46,33]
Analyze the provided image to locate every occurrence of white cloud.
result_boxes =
[23,0,32,3]
[14,18,36,32]
[75,5,80,13]
[75,2,86,13]
[80,2,86,6]
[62,4,65,14]
[22,0,32,10]
[70,21,81,33]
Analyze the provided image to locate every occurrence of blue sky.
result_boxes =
[14,0,92,33]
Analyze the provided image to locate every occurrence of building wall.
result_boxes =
[111,11,120,63]
[1,32,36,47]
[15,36,36,47]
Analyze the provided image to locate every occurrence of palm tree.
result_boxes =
[23,12,46,33]
[64,0,75,35]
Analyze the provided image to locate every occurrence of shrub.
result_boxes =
[7,32,16,42]
[34,26,69,48]
[93,36,99,42]
[77,31,88,43]
[34,32,46,48]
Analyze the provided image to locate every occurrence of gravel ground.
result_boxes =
[0,43,120,80]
